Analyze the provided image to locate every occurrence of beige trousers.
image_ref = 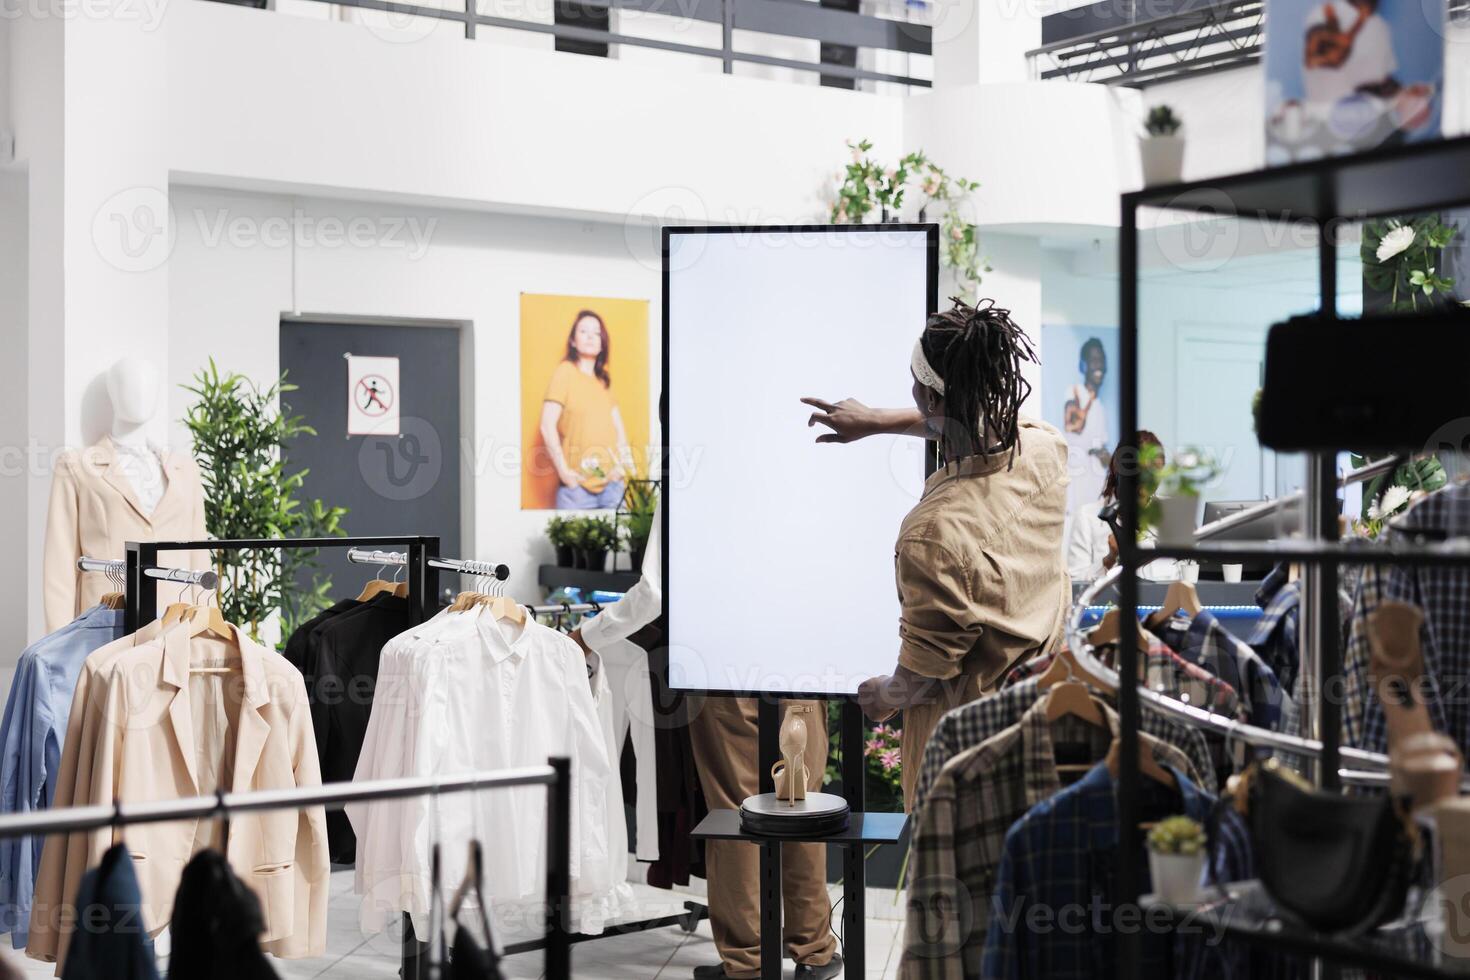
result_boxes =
[899,672,986,810]
[688,696,839,978]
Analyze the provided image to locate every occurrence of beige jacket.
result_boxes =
[27,625,329,970]
[893,417,1072,686]
[43,438,209,632]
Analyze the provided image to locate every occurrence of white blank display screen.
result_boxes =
[666,227,935,695]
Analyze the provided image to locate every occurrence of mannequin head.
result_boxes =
[105,358,161,440]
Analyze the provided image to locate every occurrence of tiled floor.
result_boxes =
[8,871,906,979]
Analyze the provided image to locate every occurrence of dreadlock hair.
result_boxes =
[919,297,1039,469]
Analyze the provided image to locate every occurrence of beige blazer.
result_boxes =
[43,437,209,632]
[27,625,329,970]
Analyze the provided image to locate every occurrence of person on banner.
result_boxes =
[540,310,635,510]
[802,297,1070,807]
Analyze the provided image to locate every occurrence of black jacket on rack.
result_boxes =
[285,592,412,863]
[167,850,278,980]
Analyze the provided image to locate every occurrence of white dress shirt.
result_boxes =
[111,439,169,516]
[578,499,661,862]
[349,608,627,940]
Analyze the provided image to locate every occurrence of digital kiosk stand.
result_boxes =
[669,223,934,979]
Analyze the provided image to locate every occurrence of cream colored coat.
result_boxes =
[26,625,329,970]
[43,438,209,632]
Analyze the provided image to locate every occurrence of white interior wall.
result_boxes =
[168,186,664,604]
[0,171,27,664]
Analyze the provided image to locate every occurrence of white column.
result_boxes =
[11,1,171,640]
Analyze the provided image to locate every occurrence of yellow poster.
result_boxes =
[520,293,651,511]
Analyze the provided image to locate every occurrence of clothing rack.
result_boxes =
[0,761,573,979]
[76,556,220,592]
[124,535,703,975]
[346,547,510,583]
[1068,566,1402,783]
[343,545,709,958]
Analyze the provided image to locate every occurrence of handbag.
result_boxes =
[1235,759,1416,935]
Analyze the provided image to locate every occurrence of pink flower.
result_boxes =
[871,724,889,736]
[880,749,901,770]
[950,225,964,241]
[851,146,863,163]
[866,738,884,755]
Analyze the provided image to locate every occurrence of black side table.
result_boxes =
[691,808,908,979]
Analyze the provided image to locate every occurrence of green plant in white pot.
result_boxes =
[1141,445,1220,547]
[1141,105,1185,187]
[1147,815,1207,904]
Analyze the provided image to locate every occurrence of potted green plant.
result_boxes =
[1140,105,1184,187]
[545,516,576,568]
[1147,815,1207,904]
[619,480,659,570]
[1141,445,1220,546]
[580,516,618,572]
[182,359,347,643]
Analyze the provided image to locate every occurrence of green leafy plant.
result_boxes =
[181,360,347,641]
[618,479,659,564]
[823,703,904,812]
[545,516,573,548]
[1147,815,1204,855]
[830,141,989,300]
[1363,216,1460,312]
[1145,105,1182,137]
[581,516,619,552]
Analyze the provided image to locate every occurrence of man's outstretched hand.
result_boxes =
[803,398,922,444]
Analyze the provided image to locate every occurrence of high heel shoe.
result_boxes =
[773,705,814,804]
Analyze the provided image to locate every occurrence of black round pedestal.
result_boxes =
[739,792,850,838]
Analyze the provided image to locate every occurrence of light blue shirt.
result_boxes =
[0,605,123,946]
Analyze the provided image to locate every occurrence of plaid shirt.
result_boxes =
[1360,484,1470,756]
[1165,611,1290,730]
[909,676,1216,817]
[900,697,1194,980]
[1250,564,1301,695]
[981,762,1214,980]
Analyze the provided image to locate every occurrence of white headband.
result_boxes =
[911,338,946,396]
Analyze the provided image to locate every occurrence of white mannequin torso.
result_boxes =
[106,358,169,514]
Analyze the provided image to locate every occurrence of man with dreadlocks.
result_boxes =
[803,298,1070,807]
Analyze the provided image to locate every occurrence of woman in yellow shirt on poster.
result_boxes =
[540,309,634,509]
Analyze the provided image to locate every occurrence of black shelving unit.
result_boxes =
[1116,135,1470,978]
[538,563,642,595]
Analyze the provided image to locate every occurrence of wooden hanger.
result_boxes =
[1106,731,1176,788]
[1144,579,1202,631]
[99,591,126,610]
[1043,681,1107,727]
[356,578,398,602]
[1035,647,1117,695]
[1087,607,1149,648]
[487,594,526,625]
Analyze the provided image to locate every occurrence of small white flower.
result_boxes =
[1377,225,1416,263]
[1369,484,1412,521]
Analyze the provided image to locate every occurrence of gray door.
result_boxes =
[280,320,462,597]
